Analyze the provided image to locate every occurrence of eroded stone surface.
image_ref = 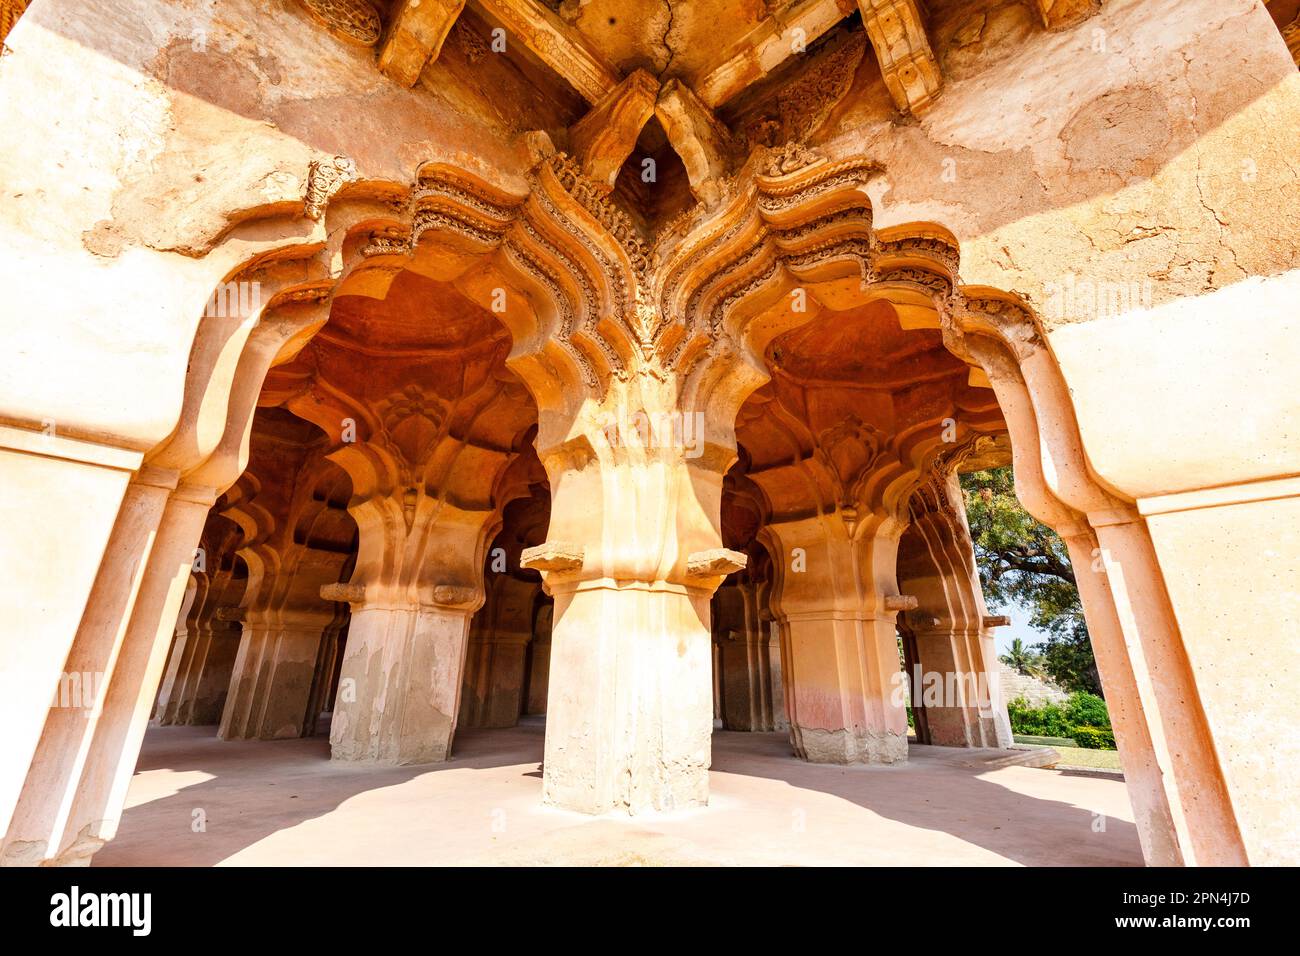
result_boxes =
[1,0,1298,868]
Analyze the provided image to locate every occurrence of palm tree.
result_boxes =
[1000,638,1042,677]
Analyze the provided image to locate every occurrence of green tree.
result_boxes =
[961,467,1102,695]
[999,637,1042,677]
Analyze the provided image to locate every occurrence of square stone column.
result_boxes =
[323,495,493,765]
[765,511,911,764]
[330,598,478,763]
[525,382,744,814]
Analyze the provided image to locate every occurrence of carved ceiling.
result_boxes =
[721,297,1009,548]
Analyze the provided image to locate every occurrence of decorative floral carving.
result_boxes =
[304,155,358,221]
[452,20,489,63]
[298,0,382,47]
[816,415,887,508]
[761,142,826,178]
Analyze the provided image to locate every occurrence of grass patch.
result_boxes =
[1014,734,1075,748]
[1049,745,1123,772]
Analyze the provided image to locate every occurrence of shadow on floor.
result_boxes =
[709,730,1142,867]
[97,721,1141,866]
[94,722,545,867]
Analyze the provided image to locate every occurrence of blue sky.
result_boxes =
[993,599,1051,655]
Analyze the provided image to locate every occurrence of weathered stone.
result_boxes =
[1,0,1298,871]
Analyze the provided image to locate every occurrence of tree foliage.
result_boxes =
[961,467,1102,695]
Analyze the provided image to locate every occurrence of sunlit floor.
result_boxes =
[95,719,1142,866]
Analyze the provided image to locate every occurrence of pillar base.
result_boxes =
[791,726,909,765]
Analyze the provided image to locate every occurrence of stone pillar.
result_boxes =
[37,484,218,865]
[326,489,491,763]
[523,602,552,715]
[756,573,789,732]
[218,545,352,740]
[303,609,348,737]
[460,574,540,729]
[765,510,911,764]
[0,292,330,865]
[153,574,202,723]
[219,608,338,741]
[898,469,1011,748]
[524,378,744,814]
[155,566,245,726]
[713,574,783,732]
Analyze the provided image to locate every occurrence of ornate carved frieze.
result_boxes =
[297,144,1046,427]
[761,143,827,179]
[298,0,383,47]
[760,30,867,147]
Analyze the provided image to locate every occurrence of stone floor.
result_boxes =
[95,719,1143,866]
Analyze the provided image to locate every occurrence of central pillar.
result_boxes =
[525,376,742,814]
[766,510,910,764]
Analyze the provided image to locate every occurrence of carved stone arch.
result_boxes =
[307,159,669,456]
[940,286,1245,867]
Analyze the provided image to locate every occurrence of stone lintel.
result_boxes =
[654,80,735,205]
[378,0,467,87]
[695,0,856,108]
[568,69,660,192]
[983,614,1012,628]
[686,547,748,578]
[857,0,942,114]
[520,542,585,573]
[475,0,621,104]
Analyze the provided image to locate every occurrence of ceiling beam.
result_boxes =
[568,70,661,193]
[695,0,857,109]
[379,0,467,87]
[473,0,621,104]
[857,0,942,114]
[1034,0,1102,31]
[655,80,736,207]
